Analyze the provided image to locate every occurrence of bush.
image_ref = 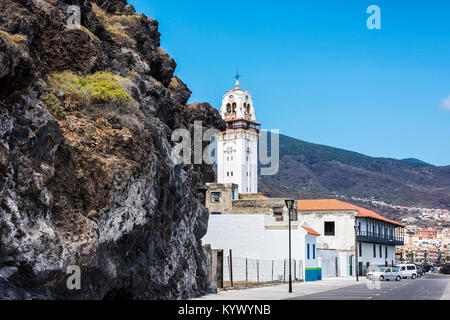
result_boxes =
[41,94,66,119]
[91,3,140,45]
[0,30,27,46]
[79,26,99,41]
[47,71,144,130]
[48,71,132,104]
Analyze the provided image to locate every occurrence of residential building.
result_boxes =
[417,228,438,239]
[297,199,405,276]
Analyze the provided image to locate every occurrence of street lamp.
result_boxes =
[285,199,295,293]
[354,222,360,282]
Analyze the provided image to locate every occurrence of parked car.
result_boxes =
[396,264,417,279]
[367,267,401,281]
[415,265,424,277]
[422,264,431,273]
[442,264,450,275]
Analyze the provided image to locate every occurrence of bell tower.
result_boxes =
[216,75,261,194]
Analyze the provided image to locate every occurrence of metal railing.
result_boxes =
[356,231,404,245]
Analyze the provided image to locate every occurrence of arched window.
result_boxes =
[232,102,236,113]
[226,103,231,113]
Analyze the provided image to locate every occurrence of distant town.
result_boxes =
[337,195,450,263]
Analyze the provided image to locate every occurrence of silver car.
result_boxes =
[367,267,402,281]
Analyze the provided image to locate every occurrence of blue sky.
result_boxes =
[130,0,450,166]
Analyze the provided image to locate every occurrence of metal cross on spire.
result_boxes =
[235,70,241,81]
[235,69,241,88]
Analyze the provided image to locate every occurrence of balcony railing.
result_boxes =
[356,231,404,245]
[226,120,260,133]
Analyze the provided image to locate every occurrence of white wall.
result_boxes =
[202,214,319,281]
[338,252,350,277]
[305,234,318,269]
[217,132,258,194]
[299,211,356,251]
[318,249,352,277]
[358,242,397,267]
[202,214,272,259]
[263,228,306,261]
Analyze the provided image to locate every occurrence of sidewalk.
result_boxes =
[193,277,360,300]
[440,275,450,300]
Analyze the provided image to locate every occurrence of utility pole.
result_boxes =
[354,222,360,281]
[288,206,292,293]
[285,199,295,293]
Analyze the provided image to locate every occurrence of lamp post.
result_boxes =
[285,199,295,293]
[354,222,360,282]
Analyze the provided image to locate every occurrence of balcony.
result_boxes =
[225,119,261,133]
[356,231,404,246]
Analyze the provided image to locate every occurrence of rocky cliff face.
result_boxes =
[0,0,223,299]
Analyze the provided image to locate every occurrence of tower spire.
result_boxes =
[235,70,240,88]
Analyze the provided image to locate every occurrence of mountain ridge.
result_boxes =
[259,134,450,219]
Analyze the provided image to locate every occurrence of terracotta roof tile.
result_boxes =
[297,199,404,227]
[302,226,321,236]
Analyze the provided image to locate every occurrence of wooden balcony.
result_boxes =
[356,231,404,246]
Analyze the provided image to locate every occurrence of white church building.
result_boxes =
[216,77,260,194]
[202,78,322,282]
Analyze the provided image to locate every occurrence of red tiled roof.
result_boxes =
[302,226,321,236]
[418,228,436,233]
[297,199,405,227]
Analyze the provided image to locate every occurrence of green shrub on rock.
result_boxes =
[48,71,132,104]
[41,93,67,119]
[47,70,143,130]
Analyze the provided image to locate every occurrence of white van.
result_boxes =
[395,264,417,279]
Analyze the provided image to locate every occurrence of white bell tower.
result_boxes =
[216,75,260,194]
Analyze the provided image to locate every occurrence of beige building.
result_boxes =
[205,183,295,219]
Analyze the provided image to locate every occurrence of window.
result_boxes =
[373,244,376,258]
[274,211,283,222]
[313,244,316,259]
[385,246,388,258]
[231,172,233,177]
[359,242,362,257]
[211,212,221,215]
[324,222,335,236]
[227,172,229,177]
[407,266,416,271]
[210,192,221,203]
[307,244,310,260]
[379,245,382,258]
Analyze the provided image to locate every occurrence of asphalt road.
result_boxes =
[288,274,449,300]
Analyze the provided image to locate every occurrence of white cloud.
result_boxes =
[441,95,450,111]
